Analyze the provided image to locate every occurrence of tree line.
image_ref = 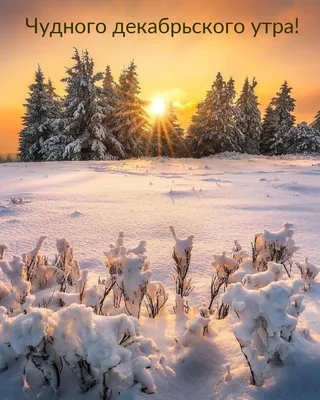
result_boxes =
[18,48,320,161]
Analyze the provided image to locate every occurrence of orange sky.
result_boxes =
[1,0,320,154]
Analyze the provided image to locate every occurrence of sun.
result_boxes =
[149,98,166,116]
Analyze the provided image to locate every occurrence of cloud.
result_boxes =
[172,100,195,110]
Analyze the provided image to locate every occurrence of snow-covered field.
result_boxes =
[1,155,320,400]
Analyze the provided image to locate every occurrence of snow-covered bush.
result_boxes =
[229,257,255,284]
[180,314,211,347]
[0,222,312,396]
[232,240,249,264]
[55,238,82,288]
[0,244,7,260]
[104,232,157,318]
[242,261,283,289]
[169,226,194,314]
[209,252,238,318]
[120,252,151,318]
[0,303,171,397]
[104,233,126,309]
[0,236,172,398]
[10,196,23,204]
[0,256,31,314]
[97,278,116,315]
[296,257,319,291]
[22,236,48,281]
[104,232,151,315]
[252,222,299,276]
[145,280,169,318]
[223,278,303,386]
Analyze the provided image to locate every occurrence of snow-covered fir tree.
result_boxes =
[41,79,64,161]
[148,103,186,157]
[282,122,320,154]
[260,81,296,155]
[56,49,120,161]
[311,110,320,130]
[187,73,242,157]
[236,77,261,154]
[260,105,278,155]
[19,66,61,161]
[100,65,125,158]
[112,61,149,158]
[186,100,205,156]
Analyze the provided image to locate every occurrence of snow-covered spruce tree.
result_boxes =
[186,100,205,156]
[311,110,320,130]
[169,226,194,315]
[19,66,61,161]
[99,65,126,158]
[41,79,65,161]
[260,105,278,155]
[236,77,261,154]
[260,81,296,155]
[282,122,320,154]
[112,61,150,158]
[57,49,119,161]
[187,73,242,156]
[148,103,187,157]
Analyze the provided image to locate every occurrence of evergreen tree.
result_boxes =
[187,73,242,156]
[148,103,186,157]
[61,49,106,160]
[283,122,320,154]
[41,79,64,160]
[50,49,123,161]
[260,105,278,154]
[46,79,61,114]
[311,110,320,130]
[102,65,118,112]
[236,77,261,154]
[112,61,149,158]
[186,100,206,156]
[260,81,296,155]
[19,66,59,161]
[100,66,125,158]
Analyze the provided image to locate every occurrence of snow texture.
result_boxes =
[1,156,320,399]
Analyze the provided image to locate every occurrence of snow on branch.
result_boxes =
[104,232,151,318]
[145,280,169,318]
[296,257,319,291]
[0,244,7,260]
[209,252,238,317]
[252,222,299,276]
[223,278,303,386]
[169,226,194,315]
